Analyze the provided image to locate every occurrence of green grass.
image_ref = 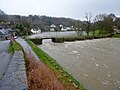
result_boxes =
[12,41,23,51]
[8,42,14,54]
[89,30,107,35]
[25,39,86,90]
[113,34,120,37]
[89,30,100,35]
[8,41,23,54]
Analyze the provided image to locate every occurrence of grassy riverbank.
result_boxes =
[25,39,86,90]
[112,34,120,38]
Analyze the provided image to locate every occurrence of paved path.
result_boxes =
[0,40,12,80]
[0,40,9,53]
[0,40,28,90]
[0,51,28,90]
[16,38,40,61]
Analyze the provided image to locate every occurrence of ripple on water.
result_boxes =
[107,74,111,78]
[83,74,89,77]
[95,62,99,68]
[69,50,79,54]
[103,64,108,68]
[100,79,110,85]
[102,81,109,85]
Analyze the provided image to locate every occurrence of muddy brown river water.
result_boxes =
[38,38,120,90]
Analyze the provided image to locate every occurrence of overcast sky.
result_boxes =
[0,0,120,20]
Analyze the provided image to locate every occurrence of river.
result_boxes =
[38,38,120,90]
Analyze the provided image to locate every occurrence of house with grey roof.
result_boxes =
[0,30,5,40]
[0,26,12,40]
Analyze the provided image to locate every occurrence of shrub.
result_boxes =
[76,36,86,41]
[85,35,94,40]
[30,38,43,45]
[64,37,76,42]
[52,38,64,43]
[112,34,120,37]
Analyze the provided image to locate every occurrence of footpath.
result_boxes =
[0,40,28,90]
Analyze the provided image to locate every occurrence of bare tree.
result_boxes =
[85,12,93,35]
[93,14,107,22]
[93,13,115,34]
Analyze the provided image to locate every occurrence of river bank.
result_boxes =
[17,38,83,90]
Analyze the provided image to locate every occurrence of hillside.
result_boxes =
[0,12,82,32]
[0,9,6,15]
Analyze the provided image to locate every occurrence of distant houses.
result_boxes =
[31,24,75,32]
[50,24,75,32]
[31,28,41,34]
[61,27,70,31]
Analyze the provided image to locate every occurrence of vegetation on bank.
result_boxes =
[25,39,86,90]
[8,42,14,54]
[44,33,113,43]
[64,33,113,42]
[112,34,120,37]
[8,41,23,54]
[30,38,43,45]
[25,52,66,90]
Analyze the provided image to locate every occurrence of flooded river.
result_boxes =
[38,38,120,90]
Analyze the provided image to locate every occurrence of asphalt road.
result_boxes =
[0,40,12,80]
[0,40,9,53]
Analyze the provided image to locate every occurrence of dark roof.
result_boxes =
[0,32,2,35]
[0,26,4,30]
[8,29,15,32]
[0,31,5,35]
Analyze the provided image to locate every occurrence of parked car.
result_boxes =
[14,36,18,39]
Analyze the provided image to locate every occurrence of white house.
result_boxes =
[50,24,56,31]
[61,27,67,31]
[31,29,41,34]
[61,27,71,31]
[66,27,71,30]
[70,26,75,30]
[50,24,56,28]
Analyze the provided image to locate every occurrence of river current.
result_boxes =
[38,38,120,90]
